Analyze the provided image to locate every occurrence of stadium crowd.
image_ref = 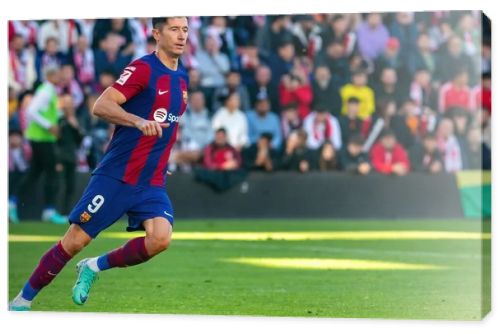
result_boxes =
[8,12,492,199]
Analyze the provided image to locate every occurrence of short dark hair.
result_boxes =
[348,134,364,146]
[347,97,361,104]
[215,128,227,134]
[152,17,187,30]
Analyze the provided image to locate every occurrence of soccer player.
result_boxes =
[9,17,189,311]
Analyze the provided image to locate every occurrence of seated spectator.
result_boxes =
[409,68,438,114]
[57,64,84,109]
[339,135,371,175]
[194,128,247,191]
[340,70,375,120]
[242,133,279,172]
[315,40,350,86]
[93,18,134,56]
[248,65,278,113]
[318,141,339,171]
[374,67,406,106]
[462,126,488,170]
[212,70,251,112]
[188,68,203,94]
[9,34,36,92]
[281,103,302,138]
[372,99,415,149]
[94,32,132,78]
[279,61,313,120]
[356,13,389,61]
[70,35,95,88]
[303,104,342,151]
[196,34,230,105]
[290,14,322,58]
[449,107,470,154]
[373,38,407,88]
[435,35,475,84]
[247,95,282,150]
[435,118,463,172]
[438,69,473,114]
[174,91,213,171]
[409,134,443,173]
[370,129,411,176]
[281,129,316,173]
[408,32,436,76]
[320,14,357,58]
[212,91,249,150]
[268,39,295,88]
[37,19,79,54]
[312,65,342,117]
[35,37,65,81]
[339,97,371,144]
[93,70,116,95]
[9,129,31,210]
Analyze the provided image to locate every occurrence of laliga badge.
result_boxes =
[80,211,92,223]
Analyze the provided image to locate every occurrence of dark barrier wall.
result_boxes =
[17,172,464,220]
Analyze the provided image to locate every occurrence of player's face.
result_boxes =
[155,17,189,57]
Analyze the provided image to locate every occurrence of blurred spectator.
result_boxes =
[312,65,342,117]
[279,60,313,120]
[315,40,351,87]
[35,37,65,82]
[472,71,491,114]
[247,96,282,150]
[339,135,371,175]
[93,70,116,95]
[357,13,390,61]
[242,133,279,172]
[408,33,436,75]
[281,129,316,173]
[462,126,485,170]
[9,65,66,224]
[389,12,418,71]
[449,107,470,154]
[70,35,96,88]
[212,91,249,150]
[373,38,408,88]
[94,32,132,78]
[57,94,84,214]
[456,13,480,57]
[196,34,231,106]
[318,141,339,171]
[37,19,79,54]
[435,117,463,172]
[238,42,262,86]
[435,35,475,84]
[409,133,443,173]
[188,68,203,93]
[375,67,406,106]
[248,65,279,113]
[409,68,438,114]
[370,129,411,176]
[93,19,134,56]
[438,69,472,114]
[338,97,371,145]
[195,128,247,191]
[269,40,295,88]
[8,129,31,213]
[57,64,84,109]
[212,70,251,112]
[281,103,302,138]
[10,20,38,46]
[174,91,213,171]
[129,17,152,59]
[9,34,36,93]
[340,70,375,120]
[205,16,238,68]
[303,104,342,151]
[75,19,95,46]
[257,15,293,55]
[290,15,322,58]
[321,14,357,57]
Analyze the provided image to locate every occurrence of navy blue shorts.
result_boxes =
[68,174,174,238]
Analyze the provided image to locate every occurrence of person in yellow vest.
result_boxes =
[9,65,67,224]
[340,70,375,120]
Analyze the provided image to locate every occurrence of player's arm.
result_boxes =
[92,87,168,137]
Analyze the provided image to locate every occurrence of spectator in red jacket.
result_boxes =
[195,128,247,191]
[370,129,411,176]
[438,69,473,114]
[279,60,313,120]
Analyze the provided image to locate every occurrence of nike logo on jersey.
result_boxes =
[164,211,173,218]
[158,90,169,95]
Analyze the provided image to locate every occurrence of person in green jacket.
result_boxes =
[9,65,67,224]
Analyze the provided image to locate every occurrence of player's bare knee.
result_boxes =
[148,233,171,254]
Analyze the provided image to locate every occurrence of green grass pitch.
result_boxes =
[9,219,490,320]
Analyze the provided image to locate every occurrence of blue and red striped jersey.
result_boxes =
[92,52,189,187]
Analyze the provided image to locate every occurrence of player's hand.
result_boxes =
[135,119,170,137]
